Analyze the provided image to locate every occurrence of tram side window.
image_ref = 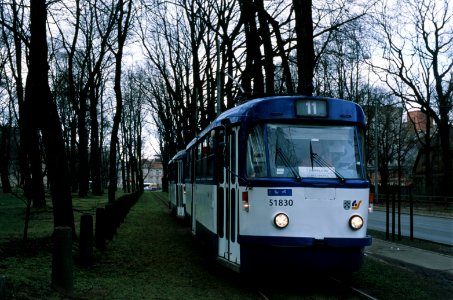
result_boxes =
[216,129,225,182]
[169,163,176,183]
[202,134,215,179]
[194,134,216,181]
[202,139,208,177]
[186,151,192,182]
[196,143,202,178]
[246,125,267,177]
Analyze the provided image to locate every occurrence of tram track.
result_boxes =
[256,289,270,300]
[252,274,379,300]
[330,276,379,300]
[151,192,171,210]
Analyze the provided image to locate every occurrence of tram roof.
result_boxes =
[186,95,365,149]
[169,149,186,163]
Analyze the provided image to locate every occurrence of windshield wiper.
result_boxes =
[309,140,315,169]
[276,147,301,181]
[310,152,346,183]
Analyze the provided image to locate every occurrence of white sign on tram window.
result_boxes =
[299,167,335,178]
[276,168,285,175]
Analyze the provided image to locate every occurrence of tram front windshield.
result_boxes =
[246,124,365,179]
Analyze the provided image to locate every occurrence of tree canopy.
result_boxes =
[0,0,451,227]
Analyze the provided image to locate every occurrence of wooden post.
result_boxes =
[79,214,93,266]
[95,208,106,250]
[391,187,396,241]
[51,227,73,295]
[0,275,7,299]
[104,204,114,240]
[409,187,414,241]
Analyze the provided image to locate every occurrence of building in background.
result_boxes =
[142,157,163,190]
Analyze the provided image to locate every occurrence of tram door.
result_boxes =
[176,160,185,218]
[217,126,240,265]
[190,149,196,235]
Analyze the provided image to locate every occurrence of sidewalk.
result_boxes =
[366,238,453,276]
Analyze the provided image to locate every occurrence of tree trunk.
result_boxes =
[109,0,132,202]
[29,131,46,208]
[90,81,103,196]
[438,118,452,196]
[108,93,121,202]
[240,0,264,95]
[0,126,12,193]
[27,0,75,235]
[256,0,275,94]
[77,100,89,197]
[294,0,315,96]
[7,0,33,201]
[70,120,78,193]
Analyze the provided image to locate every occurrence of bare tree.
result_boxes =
[314,17,371,101]
[50,0,120,197]
[140,0,376,174]
[192,0,243,109]
[293,0,315,95]
[373,0,453,196]
[1,0,47,207]
[0,7,15,194]
[108,0,133,203]
[138,2,195,151]
[0,125,12,193]
[118,70,146,192]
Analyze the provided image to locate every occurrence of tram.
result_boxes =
[168,95,372,273]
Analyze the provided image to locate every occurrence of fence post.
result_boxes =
[385,186,390,240]
[95,208,106,250]
[397,185,402,241]
[0,275,7,299]
[79,214,93,266]
[409,187,414,241]
[391,187,396,241]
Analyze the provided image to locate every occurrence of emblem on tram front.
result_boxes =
[352,200,362,210]
[343,200,351,210]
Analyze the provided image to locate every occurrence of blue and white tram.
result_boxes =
[170,95,372,273]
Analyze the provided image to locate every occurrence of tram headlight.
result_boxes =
[274,213,289,229]
[349,215,364,230]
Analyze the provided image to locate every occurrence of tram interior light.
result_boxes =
[349,215,363,230]
[274,213,289,229]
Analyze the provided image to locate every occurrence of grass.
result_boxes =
[353,256,452,300]
[0,191,452,299]
[0,191,108,244]
[1,192,258,299]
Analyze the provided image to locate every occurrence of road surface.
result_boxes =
[367,210,453,246]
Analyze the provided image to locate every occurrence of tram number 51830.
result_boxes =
[269,199,294,206]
